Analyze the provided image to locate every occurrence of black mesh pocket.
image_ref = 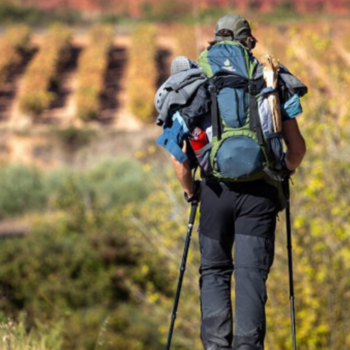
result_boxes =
[195,143,212,172]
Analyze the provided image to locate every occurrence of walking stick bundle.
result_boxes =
[261,54,282,133]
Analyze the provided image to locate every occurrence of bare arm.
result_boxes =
[282,118,306,172]
[171,141,194,197]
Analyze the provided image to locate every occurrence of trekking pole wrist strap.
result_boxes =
[184,180,201,203]
[184,191,195,203]
[281,154,295,177]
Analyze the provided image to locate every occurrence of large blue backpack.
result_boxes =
[198,41,284,181]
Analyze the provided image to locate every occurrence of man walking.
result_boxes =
[170,15,306,350]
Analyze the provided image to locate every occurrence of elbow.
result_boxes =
[287,137,306,166]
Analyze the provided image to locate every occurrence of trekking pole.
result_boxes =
[284,176,297,350]
[165,198,199,350]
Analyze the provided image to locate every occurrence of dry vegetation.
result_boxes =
[126,23,158,123]
[18,24,72,116]
[76,24,114,121]
[0,25,31,83]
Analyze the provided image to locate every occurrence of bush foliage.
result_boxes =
[0,157,174,350]
[0,157,153,217]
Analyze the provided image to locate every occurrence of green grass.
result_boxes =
[0,317,63,350]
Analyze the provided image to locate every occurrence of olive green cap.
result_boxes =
[214,14,257,42]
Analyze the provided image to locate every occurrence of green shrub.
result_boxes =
[50,126,95,152]
[0,158,176,349]
[82,157,153,208]
[0,158,155,218]
[0,164,46,217]
[0,2,42,24]
[0,2,82,25]
[0,198,172,349]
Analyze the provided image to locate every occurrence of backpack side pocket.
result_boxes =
[265,132,284,170]
[195,143,212,172]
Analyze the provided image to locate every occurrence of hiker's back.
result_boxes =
[198,41,282,182]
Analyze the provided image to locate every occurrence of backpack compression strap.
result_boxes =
[209,78,223,140]
[209,73,265,144]
[208,73,249,141]
[248,78,265,146]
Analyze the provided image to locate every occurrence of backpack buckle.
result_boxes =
[209,85,217,94]
[248,81,259,95]
[249,77,265,95]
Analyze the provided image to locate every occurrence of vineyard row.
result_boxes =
[0,23,204,127]
[0,23,349,128]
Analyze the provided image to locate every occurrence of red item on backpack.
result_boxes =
[189,127,208,151]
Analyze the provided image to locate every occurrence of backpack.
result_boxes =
[196,40,284,182]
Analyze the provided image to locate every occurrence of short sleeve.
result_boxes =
[281,94,303,122]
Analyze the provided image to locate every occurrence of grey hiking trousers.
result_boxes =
[198,179,279,350]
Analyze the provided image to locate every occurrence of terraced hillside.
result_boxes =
[0,19,349,168]
[0,27,142,130]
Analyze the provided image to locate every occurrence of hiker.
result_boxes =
[156,14,306,350]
